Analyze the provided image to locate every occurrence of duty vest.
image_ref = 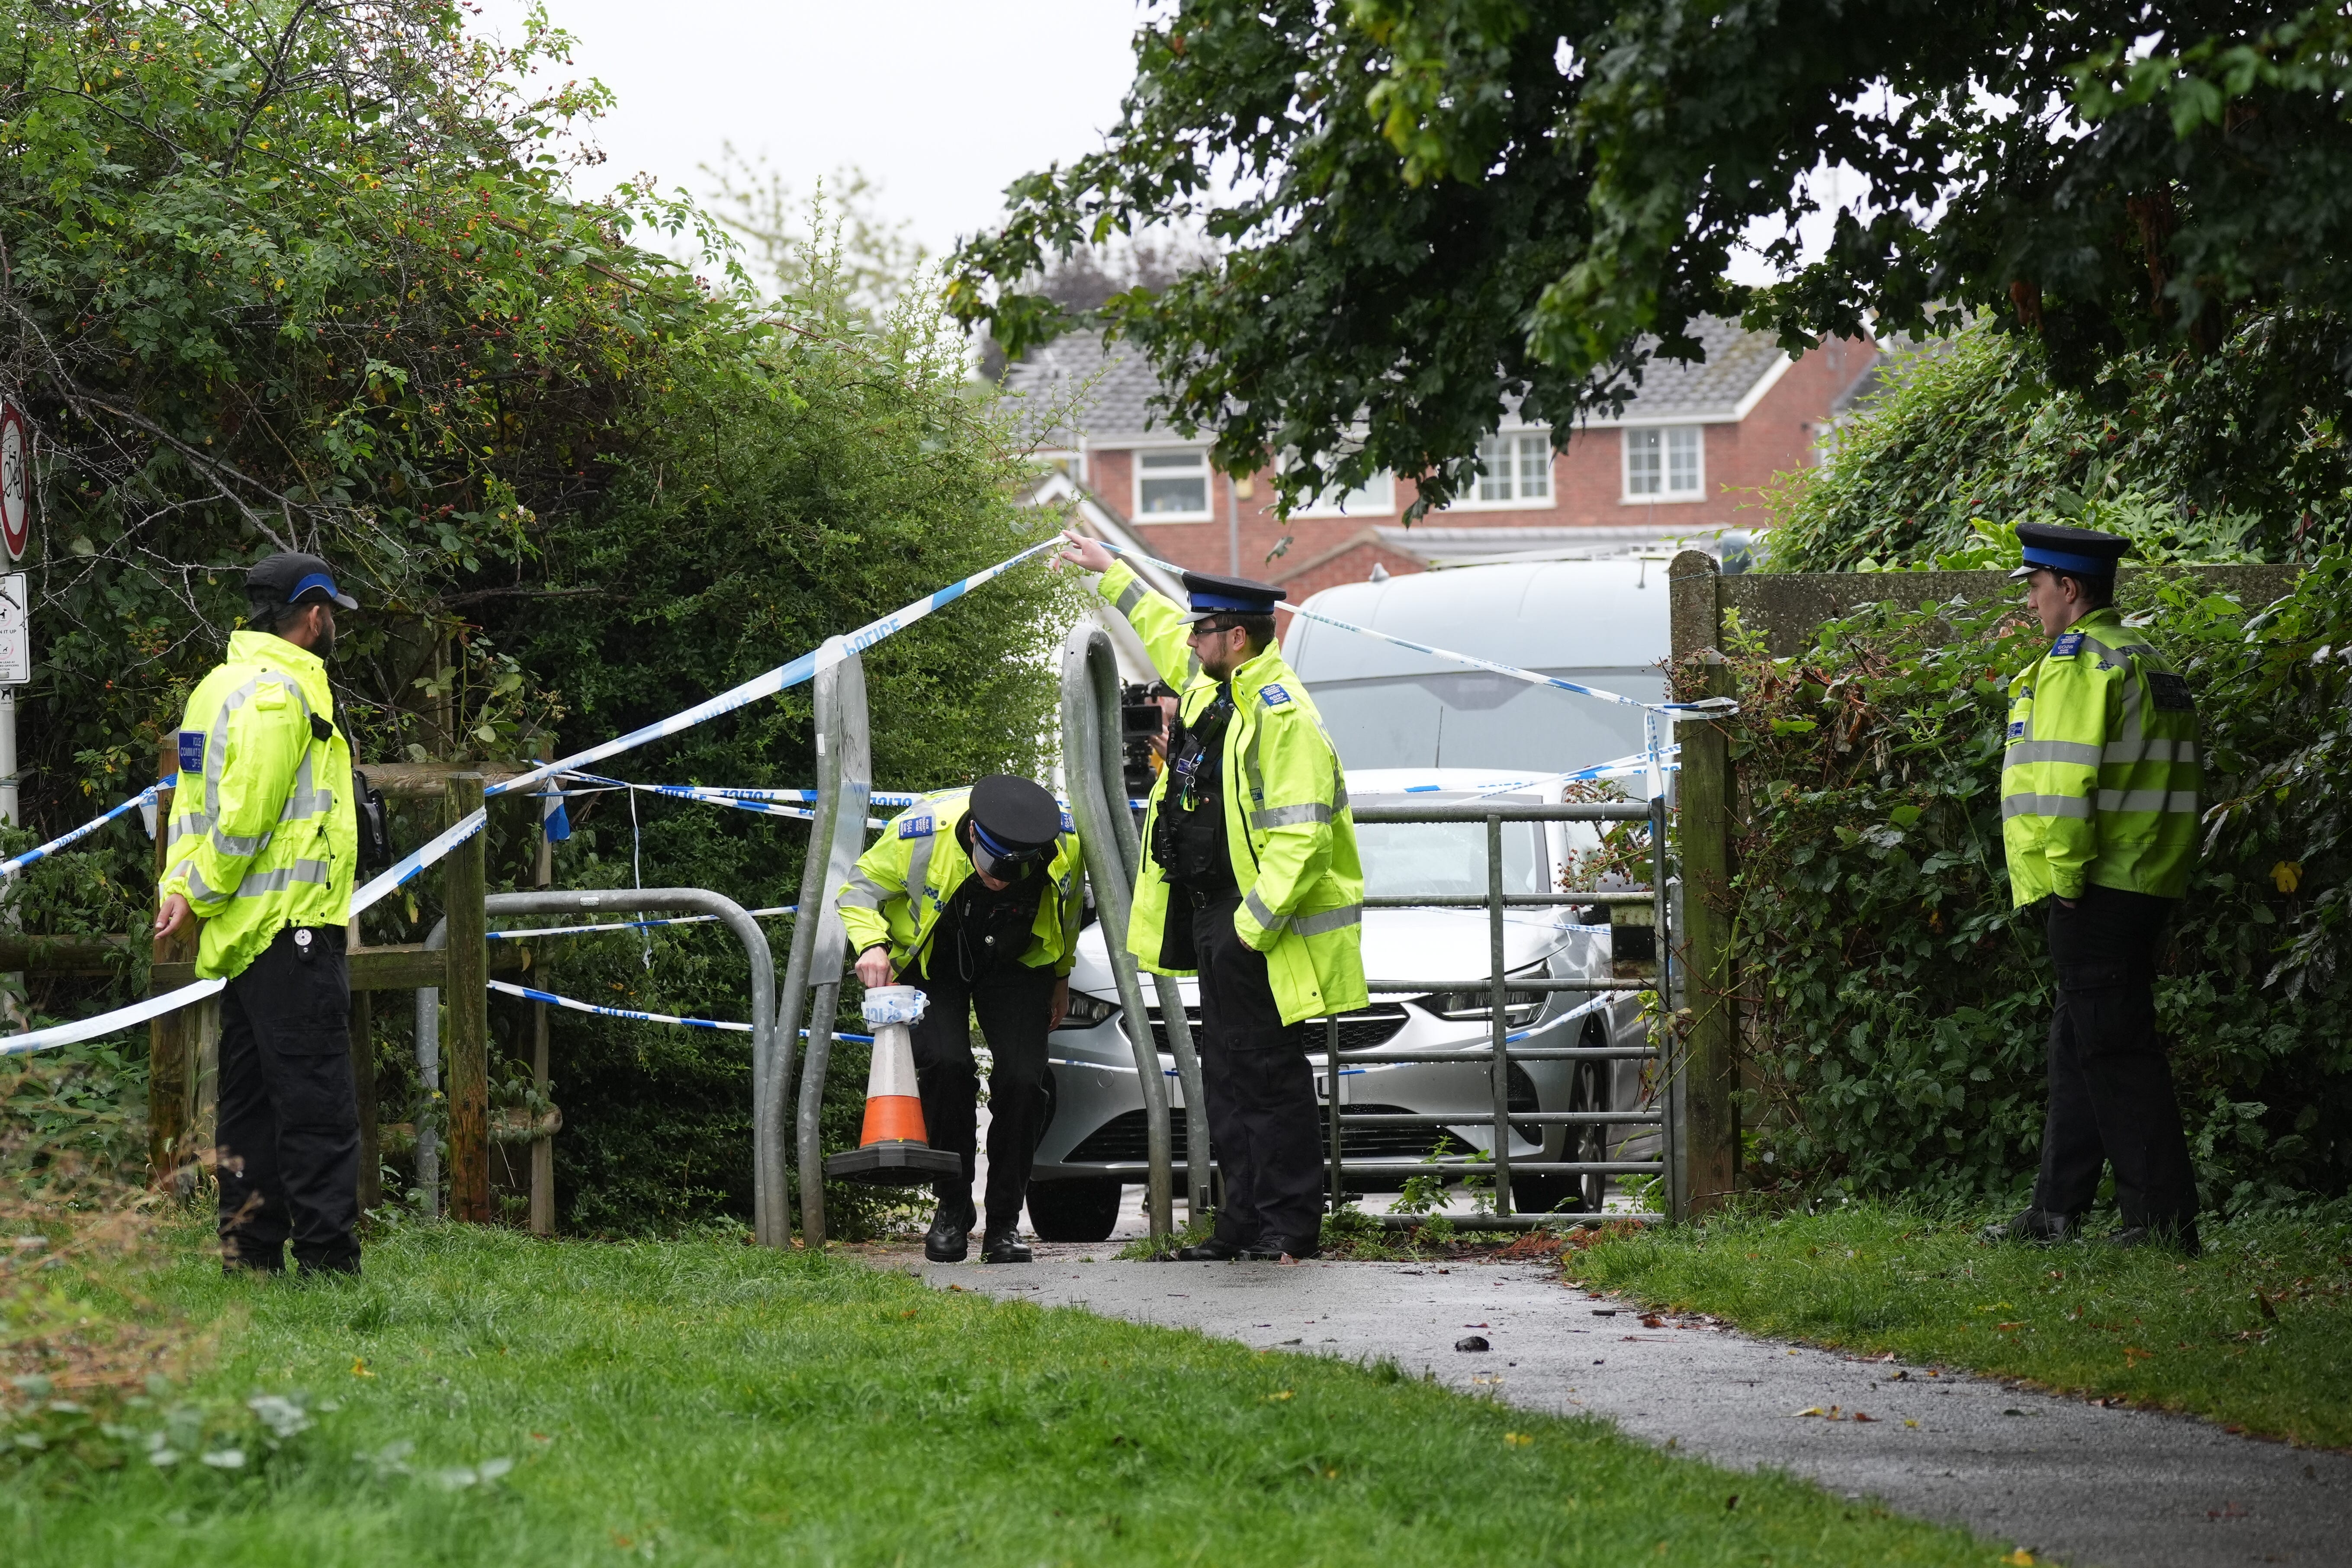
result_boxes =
[1098,562,1370,1026]
[159,630,358,979]
[2002,607,2201,906]
[836,788,1085,978]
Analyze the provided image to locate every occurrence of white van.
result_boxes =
[1279,558,1672,773]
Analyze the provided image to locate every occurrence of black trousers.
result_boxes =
[215,924,361,1274]
[1191,893,1325,1247]
[2031,887,2199,1237]
[906,958,1057,1229]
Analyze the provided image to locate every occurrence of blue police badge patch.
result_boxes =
[897,813,934,840]
[177,730,204,772]
[1060,809,1074,834]
[2007,721,2026,739]
[2049,632,2085,659]
[1260,684,1292,707]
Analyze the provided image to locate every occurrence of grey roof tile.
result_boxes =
[1001,318,1792,446]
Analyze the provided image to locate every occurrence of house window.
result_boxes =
[1624,426,1704,500]
[1296,470,1396,517]
[1469,431,1552,505]
[1135,448,1211,519]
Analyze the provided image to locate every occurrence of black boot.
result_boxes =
[1174,1236,1250,1262]
[981,1225,1032,1264]
[2105,1222,2202,1259]
[1978,1208,2073,1245]
[1242,1234,1321,1262]
[925,1197,977,1263]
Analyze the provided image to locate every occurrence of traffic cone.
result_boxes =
[824,985,962,1185]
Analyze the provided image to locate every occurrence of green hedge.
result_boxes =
[1696,559,2352,1212]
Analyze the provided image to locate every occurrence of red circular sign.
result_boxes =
[0,404,27,562]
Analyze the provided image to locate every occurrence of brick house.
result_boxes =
[1003,319,1882,596]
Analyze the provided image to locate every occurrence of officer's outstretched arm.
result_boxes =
[836,813,915,958]
[1233,714,1338,951]
[161,693,305,916]
[1097,562,1202,690]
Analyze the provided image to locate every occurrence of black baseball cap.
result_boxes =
[966,775,1063,878]
[246,552,359,610]
[1177,569,1286,624]
[2010,523,2130,582]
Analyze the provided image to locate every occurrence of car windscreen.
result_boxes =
[1353,805,1549,900]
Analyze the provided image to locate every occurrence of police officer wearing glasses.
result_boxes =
[1057,531,1368,1263]
[154,552,364,1277]
[840,775,1084,1264]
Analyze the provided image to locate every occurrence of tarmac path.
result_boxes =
[887,1247,2351,1568]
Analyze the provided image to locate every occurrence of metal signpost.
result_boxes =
[0,403,30,1033]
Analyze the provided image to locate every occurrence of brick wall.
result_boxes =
[1089,336,1875,588]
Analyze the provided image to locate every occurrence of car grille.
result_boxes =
[1064,1104,1449,1165]
[1145,1004,1410,1055]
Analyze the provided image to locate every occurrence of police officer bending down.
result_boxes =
[1985,523,2204,1256]
[154,553,364,1277]
[839,776,1083,1264]
[1057,532,1368,1263]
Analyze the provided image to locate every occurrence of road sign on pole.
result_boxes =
[0,404,27,562]
[0,574,26,687]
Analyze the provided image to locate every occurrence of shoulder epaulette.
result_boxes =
[2048,632,2085,659]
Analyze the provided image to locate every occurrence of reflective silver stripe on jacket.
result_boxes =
[907,831,937,906]
[202,673,314,823]
[1290,903,1363,937]
[181,863,231,903]
[1112,579,1148,618]
[2095,789,2201,814]
[168,811,215,848]
[2005,740,2101,768]
[2002,793,2094,821]
[839,872,892,910]
[1243,887,1287,935]
[1250,802,1331,829]
[235,859,332,896]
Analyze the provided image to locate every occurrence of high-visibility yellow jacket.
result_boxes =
[2002,607,2201,905]
[158,630,358,979]
[1098,562,1369,1025]
[836,787,1085,978]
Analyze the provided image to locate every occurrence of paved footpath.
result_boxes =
[888,1248,2350,1568]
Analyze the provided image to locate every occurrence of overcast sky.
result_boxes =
[478,0,1150,263]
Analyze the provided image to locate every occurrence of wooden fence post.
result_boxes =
[443,773,490,1223]
[1678,653,1741,1215]
[1667,551,1739,1216]
[148,736,195,1188]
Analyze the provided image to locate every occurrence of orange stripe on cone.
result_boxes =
[858,1094,928,1147]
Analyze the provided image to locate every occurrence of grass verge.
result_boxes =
[0,1219,2021,1566]
[1564,1202,2352,1449]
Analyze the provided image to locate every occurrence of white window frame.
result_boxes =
[1131,445,1214,522]
[1292,469,1397,518]
[1621,424,1707,504]
[1450,429,1555,510]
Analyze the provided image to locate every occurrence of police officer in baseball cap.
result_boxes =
[839,774,1087,1263]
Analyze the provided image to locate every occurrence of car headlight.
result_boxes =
[1422,988,1545,1027]
[1060,990,1119,1026]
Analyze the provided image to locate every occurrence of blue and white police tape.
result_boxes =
[5,536,1065,1058]
[1388,747,1684,797]
[1089,537,1736,720]
[551,773,891,830]
[0,783,164,881]
[485,907,797,941]
[488,980,873,1043]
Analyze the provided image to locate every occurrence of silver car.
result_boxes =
[1022,768,1656,1242]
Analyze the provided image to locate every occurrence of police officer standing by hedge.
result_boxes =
[1985,523,2204,1255]
[1057,531,1368,1263]
[839,776,1083,1264]
[154,553,364,1277]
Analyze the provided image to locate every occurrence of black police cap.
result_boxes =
[1177,569,1287,624]
[246,552,359,610]
[968,775,1063,857]
[2010,523,2130,582]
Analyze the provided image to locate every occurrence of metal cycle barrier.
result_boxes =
[1331,800,1677,1227]
[415,888,779,1225]
[775,639,873,1249]
[1059,621,1208,1243]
